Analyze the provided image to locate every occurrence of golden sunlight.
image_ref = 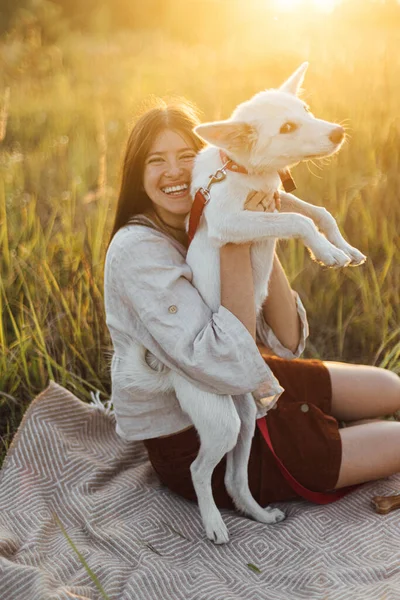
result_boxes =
[272,0,338,13]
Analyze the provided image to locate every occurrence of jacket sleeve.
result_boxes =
[110,229,278,396]
[256,290,309,359]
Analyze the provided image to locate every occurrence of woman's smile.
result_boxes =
[143,129,197,227]
[161,182,190,197]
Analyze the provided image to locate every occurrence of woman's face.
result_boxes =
[143,129,197,224]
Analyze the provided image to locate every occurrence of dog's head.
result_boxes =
[194,62,345,173]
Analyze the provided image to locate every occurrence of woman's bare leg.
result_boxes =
[321,362,400,488]
[334,421,400,488]
[323,361,400,422]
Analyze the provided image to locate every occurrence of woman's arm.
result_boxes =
[261,254,301,354]
[107,228,277,397]
[220,243,256,341]
[220,245,302,353]
[242,189,306,357]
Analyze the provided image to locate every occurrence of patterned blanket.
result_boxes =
[0,381,398,600]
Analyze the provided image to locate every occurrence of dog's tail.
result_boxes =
[114,343,173,396]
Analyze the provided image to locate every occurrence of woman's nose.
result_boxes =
[165,160,183,178]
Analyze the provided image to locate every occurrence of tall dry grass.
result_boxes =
[0,9,399,463]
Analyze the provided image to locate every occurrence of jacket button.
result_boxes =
[168,305,178,314]
[301,403,309,413]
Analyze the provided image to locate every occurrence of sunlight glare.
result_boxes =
[273,0,302,10]
[272,0,337,13]
[312,0,337,12]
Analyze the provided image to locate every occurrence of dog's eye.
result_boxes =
[280,122,297,134]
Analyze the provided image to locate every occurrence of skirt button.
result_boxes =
[301,403,309,413]
[168,305,178,314]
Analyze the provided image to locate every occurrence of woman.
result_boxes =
[104,98,400,509]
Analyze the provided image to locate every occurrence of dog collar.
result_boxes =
[219,150,296,193]
[219,150,249,174]
[188,151,297,246]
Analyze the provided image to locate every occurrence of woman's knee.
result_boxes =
[326,361,400,420]
[335,420,400,489]
[374,368,400,414]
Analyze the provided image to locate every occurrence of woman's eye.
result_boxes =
[148,157,164,164]
[180,153,196,160]
[279,122,297,134]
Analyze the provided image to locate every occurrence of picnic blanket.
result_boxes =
[0,380,399,600]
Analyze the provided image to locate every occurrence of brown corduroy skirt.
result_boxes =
[143,351,342,508]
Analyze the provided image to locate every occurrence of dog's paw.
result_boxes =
[204,511,230,544]
[256,506,286,525]
[338,244,367,267]
[259,506,286,524]
[310,242,351,269]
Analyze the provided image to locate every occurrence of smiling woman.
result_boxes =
[104,93,400,546]
[107,98,206,249]
[142,130,196,230]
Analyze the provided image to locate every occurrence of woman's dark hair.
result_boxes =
[107,97,206,251]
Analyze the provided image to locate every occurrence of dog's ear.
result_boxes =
[194,121,256,152]
[279,62,308,96]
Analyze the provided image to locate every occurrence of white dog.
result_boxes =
[126,63,366,544]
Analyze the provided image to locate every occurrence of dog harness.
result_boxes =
[187,152,360,504]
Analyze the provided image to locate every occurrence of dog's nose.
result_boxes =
[329,126,345,144]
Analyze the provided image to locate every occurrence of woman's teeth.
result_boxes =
[162,184,189,195]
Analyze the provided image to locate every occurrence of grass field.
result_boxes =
[0,3,399,465]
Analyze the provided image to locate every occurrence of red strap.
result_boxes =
[188,189,208,245]
[257,417,360,504]
[278,168,297,193]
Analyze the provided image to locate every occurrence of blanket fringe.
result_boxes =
[89,390,115,417]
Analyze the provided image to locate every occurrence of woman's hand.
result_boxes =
[244,190,281,212]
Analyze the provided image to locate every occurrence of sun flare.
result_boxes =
[272,0,338,13]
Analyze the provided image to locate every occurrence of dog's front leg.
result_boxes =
[208,210,351,268]
[279,191,366,266]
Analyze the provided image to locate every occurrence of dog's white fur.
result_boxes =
[121,63,366,544]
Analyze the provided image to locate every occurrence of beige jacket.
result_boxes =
[103,218,309,440]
